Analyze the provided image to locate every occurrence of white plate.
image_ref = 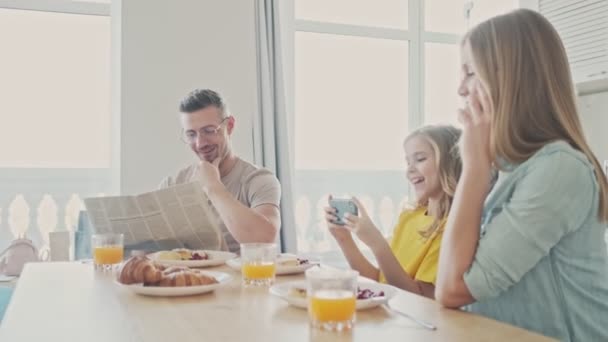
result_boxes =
[226,255,319,275]
[117,271,232,297]
[150,250,236,268]
[269,280,396,310]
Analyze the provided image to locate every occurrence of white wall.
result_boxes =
[579,92,608,173]
[113,0,258,195]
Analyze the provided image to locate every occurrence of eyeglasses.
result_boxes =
[181,117,228,144]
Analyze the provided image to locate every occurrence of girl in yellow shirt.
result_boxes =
[325,125,462,299]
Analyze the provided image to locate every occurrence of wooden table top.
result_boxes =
[0,262,554,342]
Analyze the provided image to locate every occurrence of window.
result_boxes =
[425,0,468,34]
[425,0,517,34]
[295,32,409,171]
[0,3,112,251]
[295,0,409,29]
[467,0,517,27]
[293,1,411,255]
[423,0,517,125]
[424,43,461,126]
[0,8,110,168]
[291,0,517,255]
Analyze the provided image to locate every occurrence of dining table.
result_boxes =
[0,261,556,342]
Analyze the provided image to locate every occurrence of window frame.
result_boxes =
[291,0,462,140]
[0,0,115,190]
[0,0,115,247]
[288,0,529,133]
[288,0,462,210]
[285,1,529,254]
[0,0,109,16]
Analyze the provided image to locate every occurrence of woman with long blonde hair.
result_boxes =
[435,9,608,341]
[325,125,462,298]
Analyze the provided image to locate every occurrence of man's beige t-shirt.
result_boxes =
[159,157,281,252]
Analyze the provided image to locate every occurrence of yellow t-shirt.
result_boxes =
[379,207,444,285]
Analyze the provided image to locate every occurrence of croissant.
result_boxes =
[162,266,190,275]
[117,256,164,285]
[157,269,218,287]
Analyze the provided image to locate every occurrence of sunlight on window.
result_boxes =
[295,32,409,171]
[425,0,468,34]
[425,43,461,126]
[295,0,409,29]
[292,0,520,254]
[425,0,517,34]
[469,0,517,27]
[0,9,110,168]
[294,32,410,253]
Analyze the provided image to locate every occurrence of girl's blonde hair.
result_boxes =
[405,125,462,238]
[466,9,608,221]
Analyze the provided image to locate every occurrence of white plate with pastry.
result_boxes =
[149,248,236,268]
[226,253,319,275]
[119,270,232,297]
[269,280,396,310]
[116,256,232,296]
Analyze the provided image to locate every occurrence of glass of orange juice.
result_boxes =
[240,243,277,287]
[92,233,124,270]
[306,268,358,332]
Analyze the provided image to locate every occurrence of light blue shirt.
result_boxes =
[463,141,608,341]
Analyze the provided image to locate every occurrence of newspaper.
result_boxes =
[83,181,223,252]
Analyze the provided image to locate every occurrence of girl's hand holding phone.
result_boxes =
[342,197,384,250]
[324,195,354,244]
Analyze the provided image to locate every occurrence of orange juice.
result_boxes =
[310,290,356,322]
[242,262,276,279]
[93,246,124,265]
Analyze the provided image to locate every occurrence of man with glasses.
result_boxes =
[160,89,281,252]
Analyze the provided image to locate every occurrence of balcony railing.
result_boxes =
[293,170,409,253]
[0,169,112,252]
[292,169,608,253]
[2,168,607,256]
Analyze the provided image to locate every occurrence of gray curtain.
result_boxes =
[254,0,297,252]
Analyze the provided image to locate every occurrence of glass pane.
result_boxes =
[469,0,517,27]
[0,9,110,168]
[294,32,409,253]
[425,0,467,34]
[295,32,409,171]
[425,0,517,34]
[424,43,461,126]
[295,0,408,30]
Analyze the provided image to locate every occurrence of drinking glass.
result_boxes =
[306,268,358,332]
[240,243,277,286]
[91,233,124,270]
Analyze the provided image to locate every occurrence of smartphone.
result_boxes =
[329,198,358,225]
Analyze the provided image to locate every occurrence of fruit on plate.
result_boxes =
[156,249,209,261]
[190,251,208,260]
[356,287,385,300]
